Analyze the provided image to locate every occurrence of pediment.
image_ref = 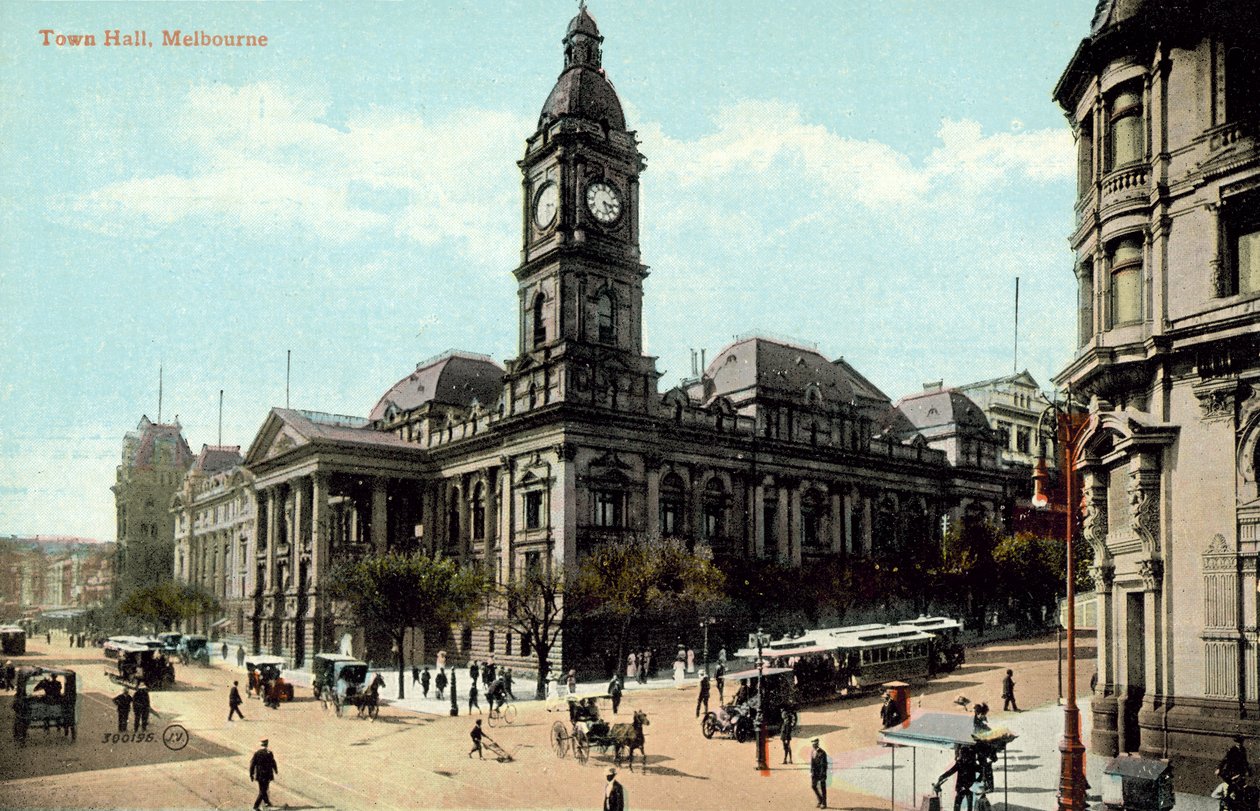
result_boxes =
[266,428,304,459]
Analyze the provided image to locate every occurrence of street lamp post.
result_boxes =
[700,617,715,674]
[1032,394,1089,811]
[751,627,771,771]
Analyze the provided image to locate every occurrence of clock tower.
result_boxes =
[505,5,659,415]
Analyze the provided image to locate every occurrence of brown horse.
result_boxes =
[610,710,649,771]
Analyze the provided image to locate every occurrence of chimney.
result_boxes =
[923,380,944,392]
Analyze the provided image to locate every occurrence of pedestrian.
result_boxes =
[249,738,279,810]
[421,666,431,698]
[608,674,623,715]
[229,681,245,721]
[412,665,420,686]
[718,647,727,665]
[483,660,496,689]
[627,652,638,682]
[810,737,829,808]
[781,705,796,764]
[112,687,132,733]
[880,692,903,728]
[603,766,625,811]
[469,660,479,686]
[436,668,447,700]
[222,642,229,660]
[673,653,685,682]
[237,645,245,667]
[45,631,51,645]
[504,667,515,700]
[686,647,696,675]
[132,684,152,732]
[1001,669,1019,711]
[934,745,978,811]
[567,669,577,696]
[468,679,481,714]
[1218,735,1251,786]
[715,661,726,703]
[696,671,711,717]
[469,719,485,759]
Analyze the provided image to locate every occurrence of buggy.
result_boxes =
[12,666,78,744]
[550,694,650,770]
[178,635,212,666]
[106,644,176,689]
[701,666,794,742]
[245,655,296,703]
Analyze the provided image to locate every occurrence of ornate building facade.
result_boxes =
[237,8,1020,676]
[171,445,254,646]
[112,416,194,598]
[1054,0,1260,786]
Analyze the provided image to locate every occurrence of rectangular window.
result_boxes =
[1109,236,1144,326]
[524,491,543,530]
[1015,428,1031,455]
[1077,119,1094,198]
[1226,45,1260,122]
[704,505,721,540]
[995,422,1012,449]
[1225,194,1260,297]
[593,490,624,528]
[1079,263,1095,345]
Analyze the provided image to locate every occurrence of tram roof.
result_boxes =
[722,666,795,681]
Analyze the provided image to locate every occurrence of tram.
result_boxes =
[0,625,27,655]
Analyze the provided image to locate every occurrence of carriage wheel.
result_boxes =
[574,729,590,765]
[735,720,751,743]
[502,703,517,725]
[701,712,718,739]
[551,721,569,758]
[487,708,498,728]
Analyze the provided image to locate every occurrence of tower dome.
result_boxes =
[538,5,626,131]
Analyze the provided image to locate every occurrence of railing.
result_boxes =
[1101,164,1148,197]
[1207,119,1255,152]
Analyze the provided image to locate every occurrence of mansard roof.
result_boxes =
[892,387,992,440]
[192,445,243,475]
[704,336,890,406]
[369,351,504,422]
[121,416,195,470]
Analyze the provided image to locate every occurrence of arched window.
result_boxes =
[702,478,728,543]
[1109,236,1143,326]
[532,293,546,348]
[596,292,615,344]
[1107,87,1144,170]
[659,473,685,536]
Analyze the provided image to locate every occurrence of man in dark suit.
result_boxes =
[810,737,829,808]
[132,684,152,732]
[229,681,245,721]
[112,687,131,733]
[249,738,278,810]
[603,767,625,811]
[934,745,978,811]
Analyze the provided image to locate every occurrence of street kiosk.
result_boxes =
[877,712,1017,811]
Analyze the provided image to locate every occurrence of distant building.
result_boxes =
[0,536,115,617]
[172,445,254,646]
[954,372,1053,468]
[1054,0,1260,786]
[111,416,194,598]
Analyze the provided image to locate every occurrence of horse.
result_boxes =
[610,710,649,771]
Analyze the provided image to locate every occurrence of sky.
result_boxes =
[0,1,1098,542]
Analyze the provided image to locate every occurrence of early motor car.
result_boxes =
[12,665,78,744]
[106,643,176,689]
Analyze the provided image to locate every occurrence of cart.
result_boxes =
[550,695,649,769]
[13,666,78,744]
[481,731,518,762]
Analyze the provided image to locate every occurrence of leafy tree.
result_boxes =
[993,531,1094,630]
[327,551,485,699]
[118,582,219,633]
[939,516,1001,630]
[500,561,569,700]
[571,534,725,681]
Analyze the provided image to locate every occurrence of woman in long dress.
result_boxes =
[627,652,638,682]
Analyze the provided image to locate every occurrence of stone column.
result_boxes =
[499,457,514,580]
[776,484,790,563]
[645,466,661,537]
[485,469,499,568]
[371,478,388,553]
[843,489,855,556]
[752,481,766,559]
[555,444,578,568]
[266,488,279,591]
[789,485,803,566]
[830,490,843,555]
[861,493,873,556]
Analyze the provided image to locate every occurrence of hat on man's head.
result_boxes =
[811,737,820,744]
[260,738,269,745]
[606,767,617,776]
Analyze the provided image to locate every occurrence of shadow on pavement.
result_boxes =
[966,645,1096,665]
[796,724,846,737]
[0,690,237,781]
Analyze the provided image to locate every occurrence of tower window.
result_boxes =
[596,292,615,344]
[1076,117,1094,198]
[1078,260,1095,345]
[1108,236,1144,327]
[532,293,546,348]
[1106,87,1144,171]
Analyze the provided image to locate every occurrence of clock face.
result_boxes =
[585,181,622,224]
[533,182,559,229]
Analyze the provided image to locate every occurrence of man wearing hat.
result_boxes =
[249,738,278,810]
[810,737,829,808]
[603,766,625,811]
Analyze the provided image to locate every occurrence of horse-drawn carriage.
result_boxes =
[178,635,212,666]
[550,694,649,770]
[12,666,78,744]
[245,655,296,703]
[336,672,384,719]
[106,643,176,690]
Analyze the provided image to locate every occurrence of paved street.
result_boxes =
[0,631,1208,811]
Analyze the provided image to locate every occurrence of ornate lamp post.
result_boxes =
[700,616,716,674]
[1032,393,1089,811]
[750,627,772,770]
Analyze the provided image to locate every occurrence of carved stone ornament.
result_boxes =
[590,449,630,470]
[1092,563,1116,593]
[1205,532,1230,556]
[1129,465,1161,556]
[554,442,578,462]
[1138,557,1164,592]
[1194,382,1238,422]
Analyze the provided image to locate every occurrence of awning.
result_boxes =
[878,712,1017,751]
[210,618,231,628]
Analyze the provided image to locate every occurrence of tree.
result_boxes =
[118,582,219,633]
[327,551,485,699]
[939,516,1001,629]
[571,534,725,681]
[501,561,569,700]
[993,531,1094,630]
